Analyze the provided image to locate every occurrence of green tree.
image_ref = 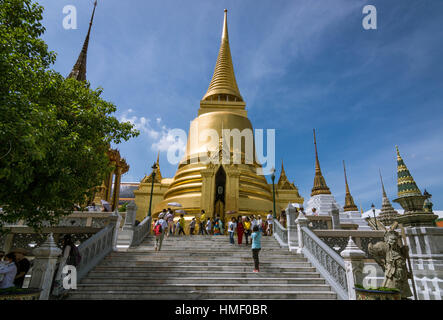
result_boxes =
[0,0,139,229]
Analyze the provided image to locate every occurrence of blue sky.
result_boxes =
[37,0,443,211]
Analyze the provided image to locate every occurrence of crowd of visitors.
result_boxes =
[150,209,288,272]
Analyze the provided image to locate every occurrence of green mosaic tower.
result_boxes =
[393,146,437,227]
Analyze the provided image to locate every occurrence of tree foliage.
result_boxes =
[0,0,139,229]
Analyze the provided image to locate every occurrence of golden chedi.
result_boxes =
[155,10,281,222]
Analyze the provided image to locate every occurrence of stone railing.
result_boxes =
[306,215,333,230]
[131,215,152,247]
[116,201,151,250]
[76,220,117,281]
[273,219,288,247]
[313,230,385,258]
[299,224,348,300]
[2,211,126,229]
[0,211,126,254]
[0,226,102,254]
[51,212,120,298]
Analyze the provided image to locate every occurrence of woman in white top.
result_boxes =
[228,217,237,245]
[266,212,274,236]
[206,218,212,235]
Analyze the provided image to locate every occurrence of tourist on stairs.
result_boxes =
[244,217,251,245]
[228,217,237,244]
[154,214,168,251]
[189,217,196,235]
[199,210,207,235]
[213,220,221,235]
[251,225,262,273]
[178,214,186,235]
[236,215,244,245]
[266,211,274,236]
[165,208,174,237]
[205,218,212,235]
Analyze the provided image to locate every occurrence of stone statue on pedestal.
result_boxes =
[368,228,413,299]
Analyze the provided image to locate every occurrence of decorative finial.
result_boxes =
[202,9,242,102]
[311,129,331,196]
[343,160,358,212]
[379,168,387,197]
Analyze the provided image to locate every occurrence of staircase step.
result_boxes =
[81,277,326,285]
[76,283,332,292]
[68,290,337,300]
[92,266,317,273]
[67,234,337,300]
[88,271,321,278]
[98,261,312,268]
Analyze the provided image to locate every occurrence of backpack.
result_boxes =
[68,245,82,267]
[154,222,162,236]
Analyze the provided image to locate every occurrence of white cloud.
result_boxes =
[119,109,186,158]
[119,110,160,140]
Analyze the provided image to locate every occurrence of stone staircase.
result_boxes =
[68,235,337,300]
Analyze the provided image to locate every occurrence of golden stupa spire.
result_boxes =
[156,151,160,166]
[311,129,331,196]
[202,9,243,102]
[67,0,97,81]
[343,160,358,211]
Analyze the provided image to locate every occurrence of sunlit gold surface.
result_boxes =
[135,10,303,224]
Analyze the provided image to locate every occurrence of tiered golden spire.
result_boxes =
[201,9,243,102]
[67,0,97,81]
[311,129,331,196]
[342,160,358,212]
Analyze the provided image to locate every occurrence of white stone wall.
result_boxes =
[405,227,443,300]
[305,194,344,216]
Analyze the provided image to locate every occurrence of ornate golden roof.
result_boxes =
[311,129,331,196]
[277,160,297,190]
[342,160,358,212]
[201,10,243,102]
[141,152,162,183]
[67,1,97,82]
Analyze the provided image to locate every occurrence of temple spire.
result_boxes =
[396,146,421,198]
[202,9,243,102]
[378,168,399,226]
[67,0,97,81]
[343,160,358,211]
[379,168,387,198]
[311,129,331,196]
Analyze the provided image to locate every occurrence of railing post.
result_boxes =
[340,236,366,300]
[286,205,299,250]
[296,215,308,253]
[116,201,137,251]
[29,233,62,300]
[331,204,341,230]
[110,209,122,250]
